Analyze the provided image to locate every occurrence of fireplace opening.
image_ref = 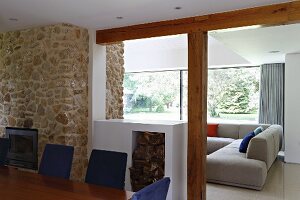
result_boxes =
[130,131,165,192]
[5,127,38,170]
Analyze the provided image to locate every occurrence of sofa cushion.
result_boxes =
[213,139,243,154]
[207,137,234,154]
[238,124,270,139]
[207,154,267,190]
[217,124,240,139]
[254,126,264,135]
[239,132,255,153]
[246,125,283,170]
[207,124,218,137]
[207,139,268,190]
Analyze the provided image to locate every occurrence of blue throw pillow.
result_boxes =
[254,126,264,135]
[239,132,255,153]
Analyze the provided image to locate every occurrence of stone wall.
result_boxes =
[106,43,125,119]
[0,23,89,181]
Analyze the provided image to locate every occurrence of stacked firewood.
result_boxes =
[130,131,165,192]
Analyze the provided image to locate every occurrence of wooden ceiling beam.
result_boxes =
[96,1,300,44]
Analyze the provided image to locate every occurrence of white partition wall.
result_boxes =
[93,119,187,200]
[88,29,106,155]
[285,53,300,164]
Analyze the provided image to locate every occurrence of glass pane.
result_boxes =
[123,71,181,120]
[207,67,260,123]
[10,135,33,154]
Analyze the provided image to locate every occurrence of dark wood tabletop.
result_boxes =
[0,166,133,200]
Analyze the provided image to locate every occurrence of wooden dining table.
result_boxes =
[0,166,134,200]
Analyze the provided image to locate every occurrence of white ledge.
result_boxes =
[95,119,187,125]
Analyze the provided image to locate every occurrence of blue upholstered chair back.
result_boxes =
[85,149,127,189]
[0,138,9,166]
[39,144,74,179]
[131,177,171,200]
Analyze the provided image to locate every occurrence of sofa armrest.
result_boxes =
[246,125,282,170]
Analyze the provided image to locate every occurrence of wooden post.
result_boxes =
[187,31,208,200]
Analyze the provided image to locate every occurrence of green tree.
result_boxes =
[219,81,250,114]
[207,69,231,117]
[208,67,260,116]
[123,71,180,112]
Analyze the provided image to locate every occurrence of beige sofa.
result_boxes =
[207,123,283,190]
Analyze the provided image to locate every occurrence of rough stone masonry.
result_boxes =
[0,23,89,181]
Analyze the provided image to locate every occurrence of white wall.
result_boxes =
[125,47,188,72]
[124,35,188,72]
[285,53,300,163]
[208,36,251,67]
[88,29,107,155]
[124,35,251,72]
[93,119,188,199]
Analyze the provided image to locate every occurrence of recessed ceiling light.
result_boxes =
[174,6,182,10]
[269,50,280,53]
[116,16,123,19]
[9,18,18,22]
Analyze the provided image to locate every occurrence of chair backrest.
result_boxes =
[85,149,127,189]
[131,177,171,200]
[0,138,9,166]
[39,144,74,179]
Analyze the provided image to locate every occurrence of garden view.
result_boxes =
[123,67,260,123]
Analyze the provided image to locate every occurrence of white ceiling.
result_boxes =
[125,23,300,72]
[210,23,300,65]
[0,0,289,32]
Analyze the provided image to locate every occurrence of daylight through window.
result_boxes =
[123,67,260,123]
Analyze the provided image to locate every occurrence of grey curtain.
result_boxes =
[259,63,284,126]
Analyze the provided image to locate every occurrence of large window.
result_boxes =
[124,67,260,123]
[207,67,260,123]
[123,71,181,120]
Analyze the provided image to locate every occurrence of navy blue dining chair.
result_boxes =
[85,149,127,189]
[0,138,9,166]
[39,144,74,179]
[131,177,171,200]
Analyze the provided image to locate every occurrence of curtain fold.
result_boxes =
[259,63,284,126]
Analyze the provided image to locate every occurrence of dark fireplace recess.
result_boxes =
[5,127,38,170]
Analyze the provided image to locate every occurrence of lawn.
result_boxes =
[208,113,258,124]
[218,113,258,121]
[125,110,258,123]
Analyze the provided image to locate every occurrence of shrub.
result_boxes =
[156,105,165,113]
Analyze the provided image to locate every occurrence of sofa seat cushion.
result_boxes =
[211,139,244,157]
[207,137,235,154]
[207,139,268,190]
